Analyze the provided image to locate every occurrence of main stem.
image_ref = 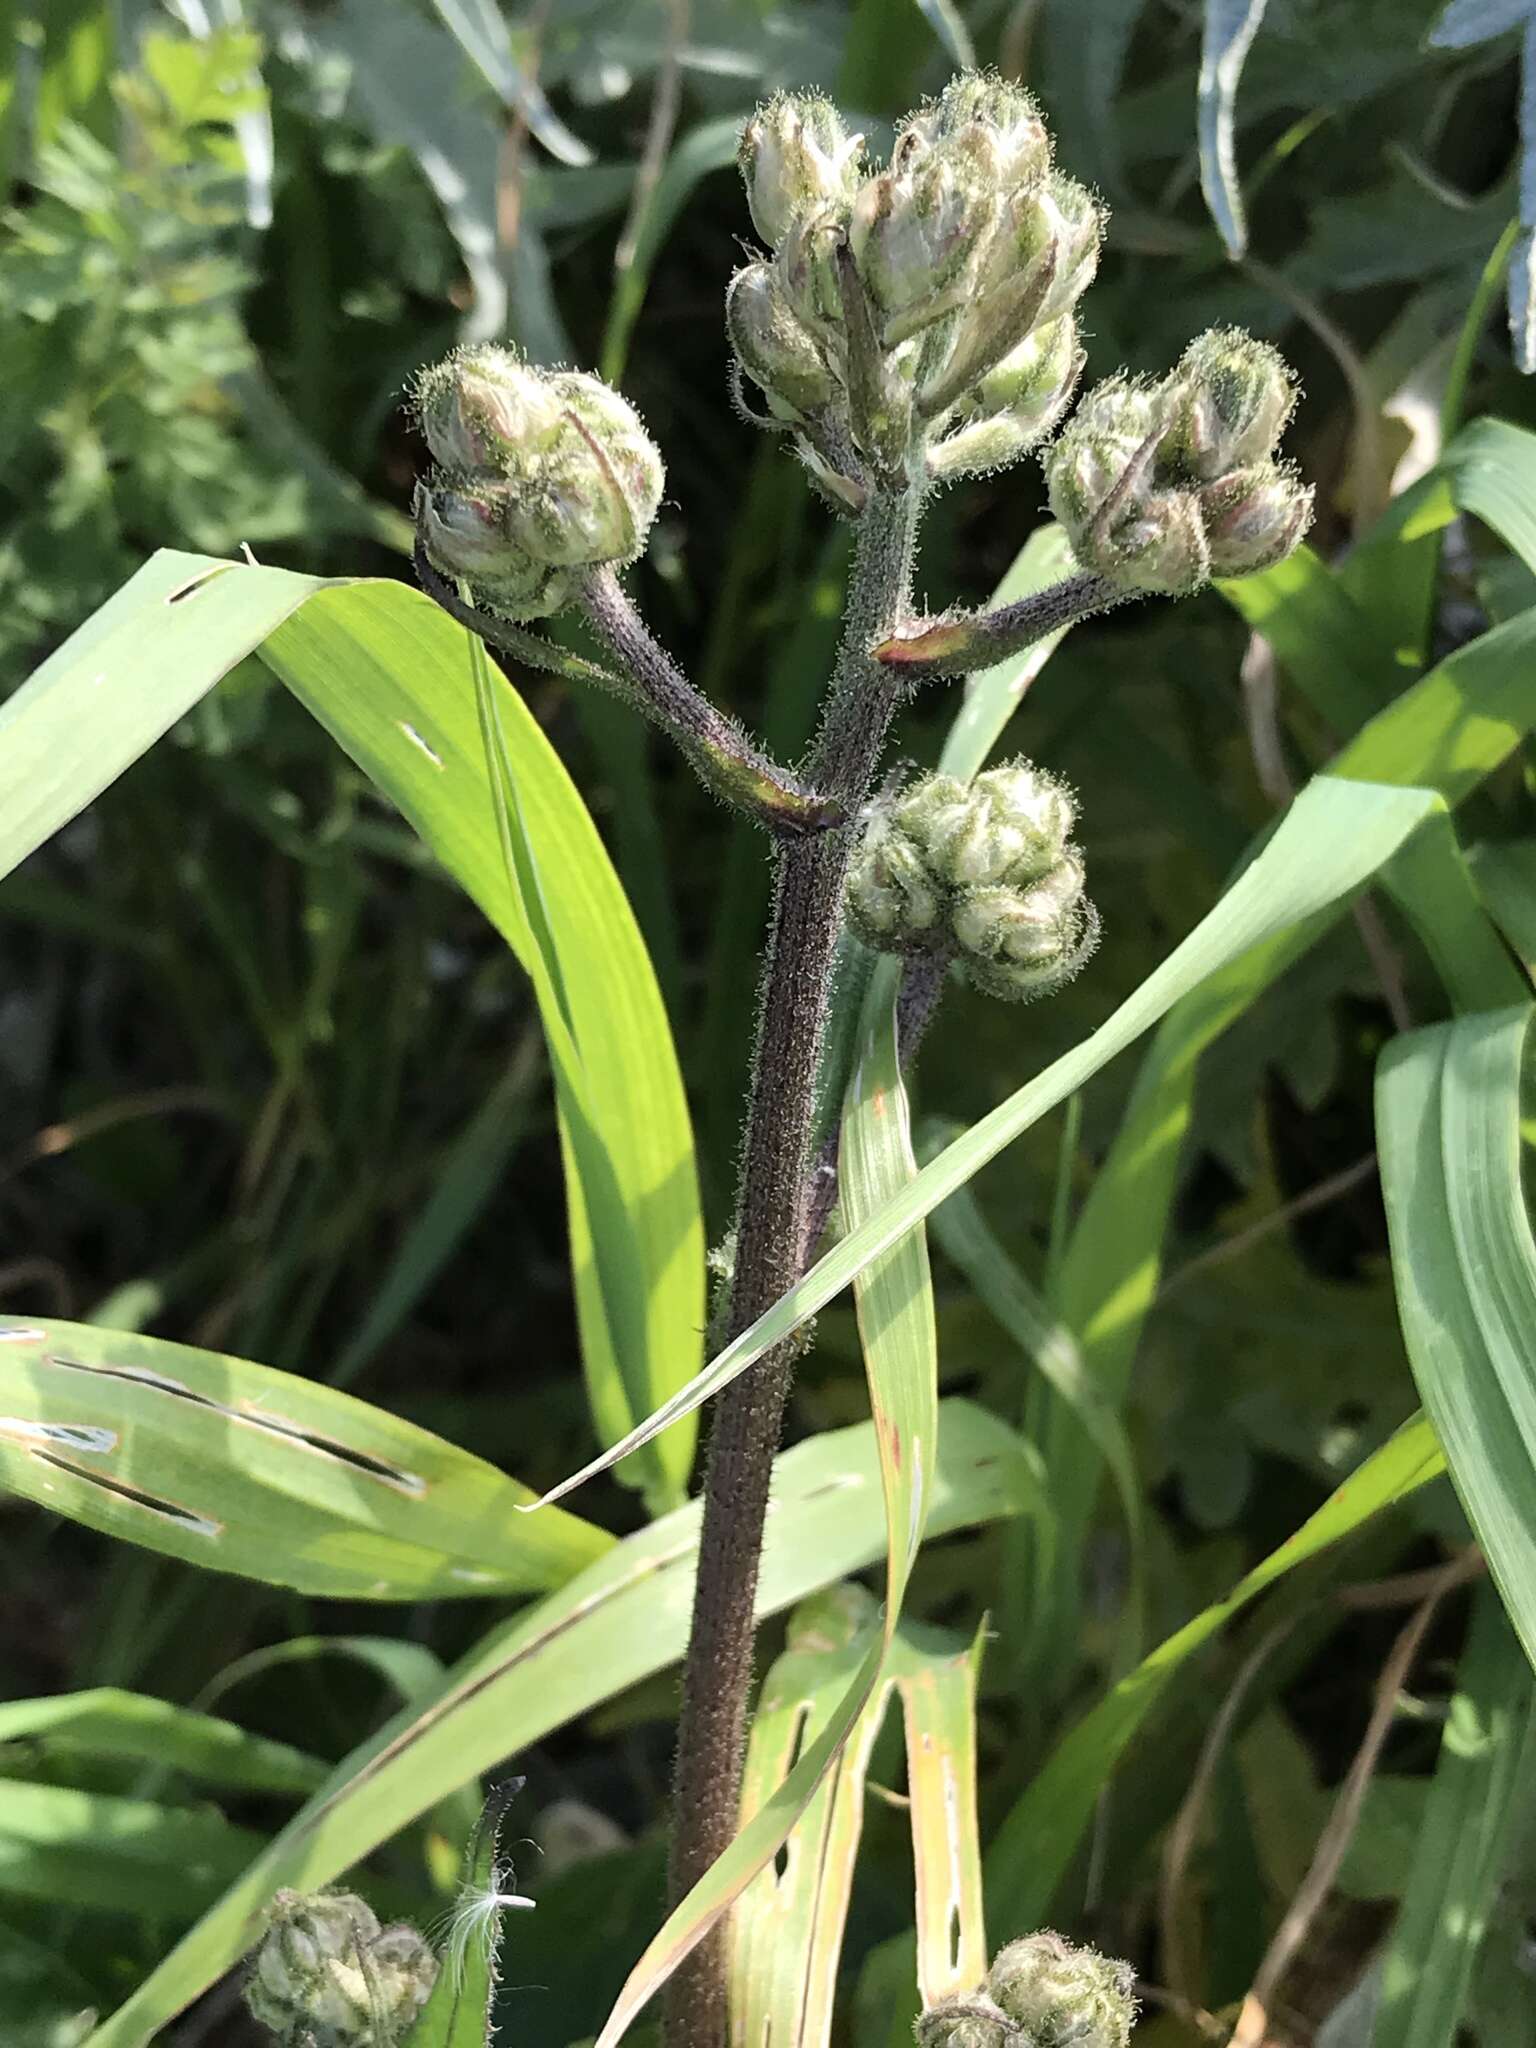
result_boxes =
[664,485,921,2048]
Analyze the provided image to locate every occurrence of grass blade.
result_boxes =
[895,1623,988,2006]
[0,1691,326,1799]
[1376,1005,1536,1666]
[0,1317,609,1598]
[984,1416,1445,1928]
[1368,1582,1536,2048]
[729,1590,888,2048]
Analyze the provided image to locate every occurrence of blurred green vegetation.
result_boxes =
[3,2,1536,2044]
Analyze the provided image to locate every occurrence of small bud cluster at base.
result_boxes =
[414,346,664,621]
[915,1931,1137,2048]
[845,762,1097,1004]
[728,74,1103,496]
[1044,328,1312,594]
[243,1888,437,2048]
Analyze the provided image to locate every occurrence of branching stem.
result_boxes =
[873,569,1125,682]
[664,484,921,2048]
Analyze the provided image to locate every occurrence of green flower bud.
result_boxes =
[727,261,839,420]
[850,134,997,347]
[420,480,517,579]
[846,810,945,950]
[908,73,1051,189]
[986,1931,1137,2047]
[1045,342,1310,595]
[913,1994,1014,2048]
[244,1889,438,2048]
[779,205,850,352]
[951,869,1097,1004]
[414,350,664,619]
[846,763,1094,1003]
[1163,327,1298,482]
[740,92,864,250]
[929,318,1083,480]
[416,345,565,474]
[419,478,577,620]
[1199,460,1314,578]
[1032,174,1105,326]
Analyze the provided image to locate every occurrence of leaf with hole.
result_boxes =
[0,1318,609,1598]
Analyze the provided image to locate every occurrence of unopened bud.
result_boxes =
[911,73,1051,189]
[1200,460,1314,577]
[244,1889,437,2048]
[1045,343,1309,594]
[850,139,996,347]
[779,205,849,350]
[951,872,1097,1003]
[986,1931,1137,2047]
[846,763,1093,1003]
[727,261,838,420]
[1164,327,1298,481]
[914,1995,1014,2048]
[846,811,945,949]
[1033,174,1104,325]
[414,350,664,619]
[420,481,517,580]
[416,345,564,473]
[740,92,864,250]
[929,318,1082,480]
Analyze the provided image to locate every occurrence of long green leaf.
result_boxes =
[1369,1582,1536,2048]
[0,1317,608,1598]
[523,776,1446,1498]
[1376,1005,1536,1666]
[729,1590,888,2048]
[983,1416,1445,1929]
[897,1624,987,2007]
[0,551,706,1510]
[0,1691,326,1799]
[0,1778,264,1920]
[82,1399,1039,2048]
[263,582,704,1509]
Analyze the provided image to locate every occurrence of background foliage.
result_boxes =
[3,2,1536,2045]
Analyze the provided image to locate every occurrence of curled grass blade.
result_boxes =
[1376,1005,1536,1667]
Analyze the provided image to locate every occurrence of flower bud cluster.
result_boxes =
[1044,327,1312,593]
[729,76,1101,497]
[414,345,664,620]
[915,1931,1137,2048]
[846,762,1096,1004]
[243,1887,437,2048]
